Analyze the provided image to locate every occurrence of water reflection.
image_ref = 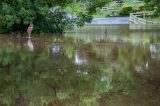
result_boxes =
[0,24,160,105]
[27,38,34,51]
[75,50,87,65]
[0,36,131,105]
[52,44,62,54]
[66,24,159,45]
[150,43,160,60]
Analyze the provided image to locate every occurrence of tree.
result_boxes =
[144,0,160,12]
[0,0,110,34]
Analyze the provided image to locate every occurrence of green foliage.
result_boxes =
[64,3,87,16]
[137,4,145,11]
[0,0,110,34]
[144,0,160,12]
[119,5,133,16]
[93,11,107,18]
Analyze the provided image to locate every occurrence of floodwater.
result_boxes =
[0,24,160,106]
[90,17,129,24]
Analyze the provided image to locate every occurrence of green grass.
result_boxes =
[64,3,108,18]
[147,17,160,23]
[64,1,145,18]
[93,12,107,18]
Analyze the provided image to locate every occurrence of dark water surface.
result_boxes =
[0,24,160,106]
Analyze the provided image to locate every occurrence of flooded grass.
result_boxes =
[0,25,160,106]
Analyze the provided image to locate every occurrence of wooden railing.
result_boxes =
[100,0,143,12]
[129,12,160,24]
[100,1,122,12]
[100,7,118,12]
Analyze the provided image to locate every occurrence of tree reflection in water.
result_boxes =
[0,36,158,106]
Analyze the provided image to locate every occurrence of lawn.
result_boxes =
[147,17,160,23]
[64,0,145,18]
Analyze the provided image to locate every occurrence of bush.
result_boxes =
[138,4,145,11]
[0,1,101,34]
[33,7,75,33]
[119,6,133,16]
[0,3,76,34]
[132,8,138,13]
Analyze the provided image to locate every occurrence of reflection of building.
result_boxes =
[75,50,87,65]
[150,43,160,60]
[52,44,63,54]
[95,34,106,42]
[92,43,115,60]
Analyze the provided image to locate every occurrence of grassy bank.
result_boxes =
[147,17,160,23]
[64,1,145,18]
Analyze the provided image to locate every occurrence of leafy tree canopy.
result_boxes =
[0,0,110,34]
[144,0,160,12]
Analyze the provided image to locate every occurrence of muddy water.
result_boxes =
[0,24,160,106]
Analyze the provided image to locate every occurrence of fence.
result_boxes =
[129,11,160,24]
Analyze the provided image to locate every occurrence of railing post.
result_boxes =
[143,12,145,19]
[130,11,157,25]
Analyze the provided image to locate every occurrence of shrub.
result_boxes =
[138,4,145,11]
[119,6,133,16]
[132,8,138,13]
